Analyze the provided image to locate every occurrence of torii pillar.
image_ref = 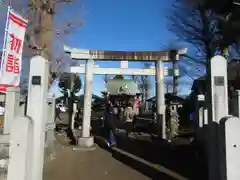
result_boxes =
[155,60,166,139]
[78,59,95,148]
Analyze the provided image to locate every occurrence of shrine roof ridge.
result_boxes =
[63,45,187,62]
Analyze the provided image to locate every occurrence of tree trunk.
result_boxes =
[30,0,55,87]
[34,0,54,62]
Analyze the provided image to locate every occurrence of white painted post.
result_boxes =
[4,87,20,134]
[7,116,33,180]
[210,56,229,122]
[26,56,49,180]
[208,55,229,180]
[45,95,57,161]
[203,107,208,125]
[46,95,56,130]
[155,60,166,139]
[195,94,207,145]
[196,94,205,128]
[78,59,95,148]
[46,95,56,125]
[219,116,240,180]
[71,103,78,131]
[198,107,204,128]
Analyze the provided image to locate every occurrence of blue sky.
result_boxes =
[51,0,192,98]
[0,0,194,98]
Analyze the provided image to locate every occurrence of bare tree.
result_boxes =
[168,0,218,68]
[132,63,152,102]
[103,74,112,89]
[160,40,204,96]
[6,0,82,61]
[164,79,173,94]
[197,0,240,51]
[25,0,83,61]
[165,77,193,94]
[1,0,84,87]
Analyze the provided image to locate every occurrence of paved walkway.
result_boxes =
[43,146,151,180]
[43,133,195,180]
[43,135,151,180]
[50,113,206,180]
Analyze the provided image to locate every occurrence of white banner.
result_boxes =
[0,7,27,92]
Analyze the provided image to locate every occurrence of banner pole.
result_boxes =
[0,6,11,79]
[0,6,28,92]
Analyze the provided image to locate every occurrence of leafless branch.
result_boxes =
[168,0,218,65]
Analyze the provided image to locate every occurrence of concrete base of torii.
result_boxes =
[73,137,96,151]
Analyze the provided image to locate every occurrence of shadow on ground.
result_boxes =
[55,113,208,180]
[91,118,208,180]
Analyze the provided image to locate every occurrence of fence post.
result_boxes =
[45,95,57,161]
[26,56,49,180]
[7,116,33,180]
[4,87,20,134]
[208,55,228,180]
[219,116,240,180]
[196,94,205,128]
[203,105,208,125]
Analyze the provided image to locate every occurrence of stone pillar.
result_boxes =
[78,59,95,149]
[46,95,56,128]
[204,107,208,125]
[4,87,20,134]
[7,116,33,180]
[155,60,166,139]
[169,105,180,139]
[26,56,49,180]
[71,103,78,131]
[45,95,57,161]
[208,55,228,180]
[210,56,229,123]
[195,94,207,154]
[219,116,240,180]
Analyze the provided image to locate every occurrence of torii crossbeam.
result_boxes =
[69,66,179,76]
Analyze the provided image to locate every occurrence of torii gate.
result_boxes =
[64,45,187,148]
